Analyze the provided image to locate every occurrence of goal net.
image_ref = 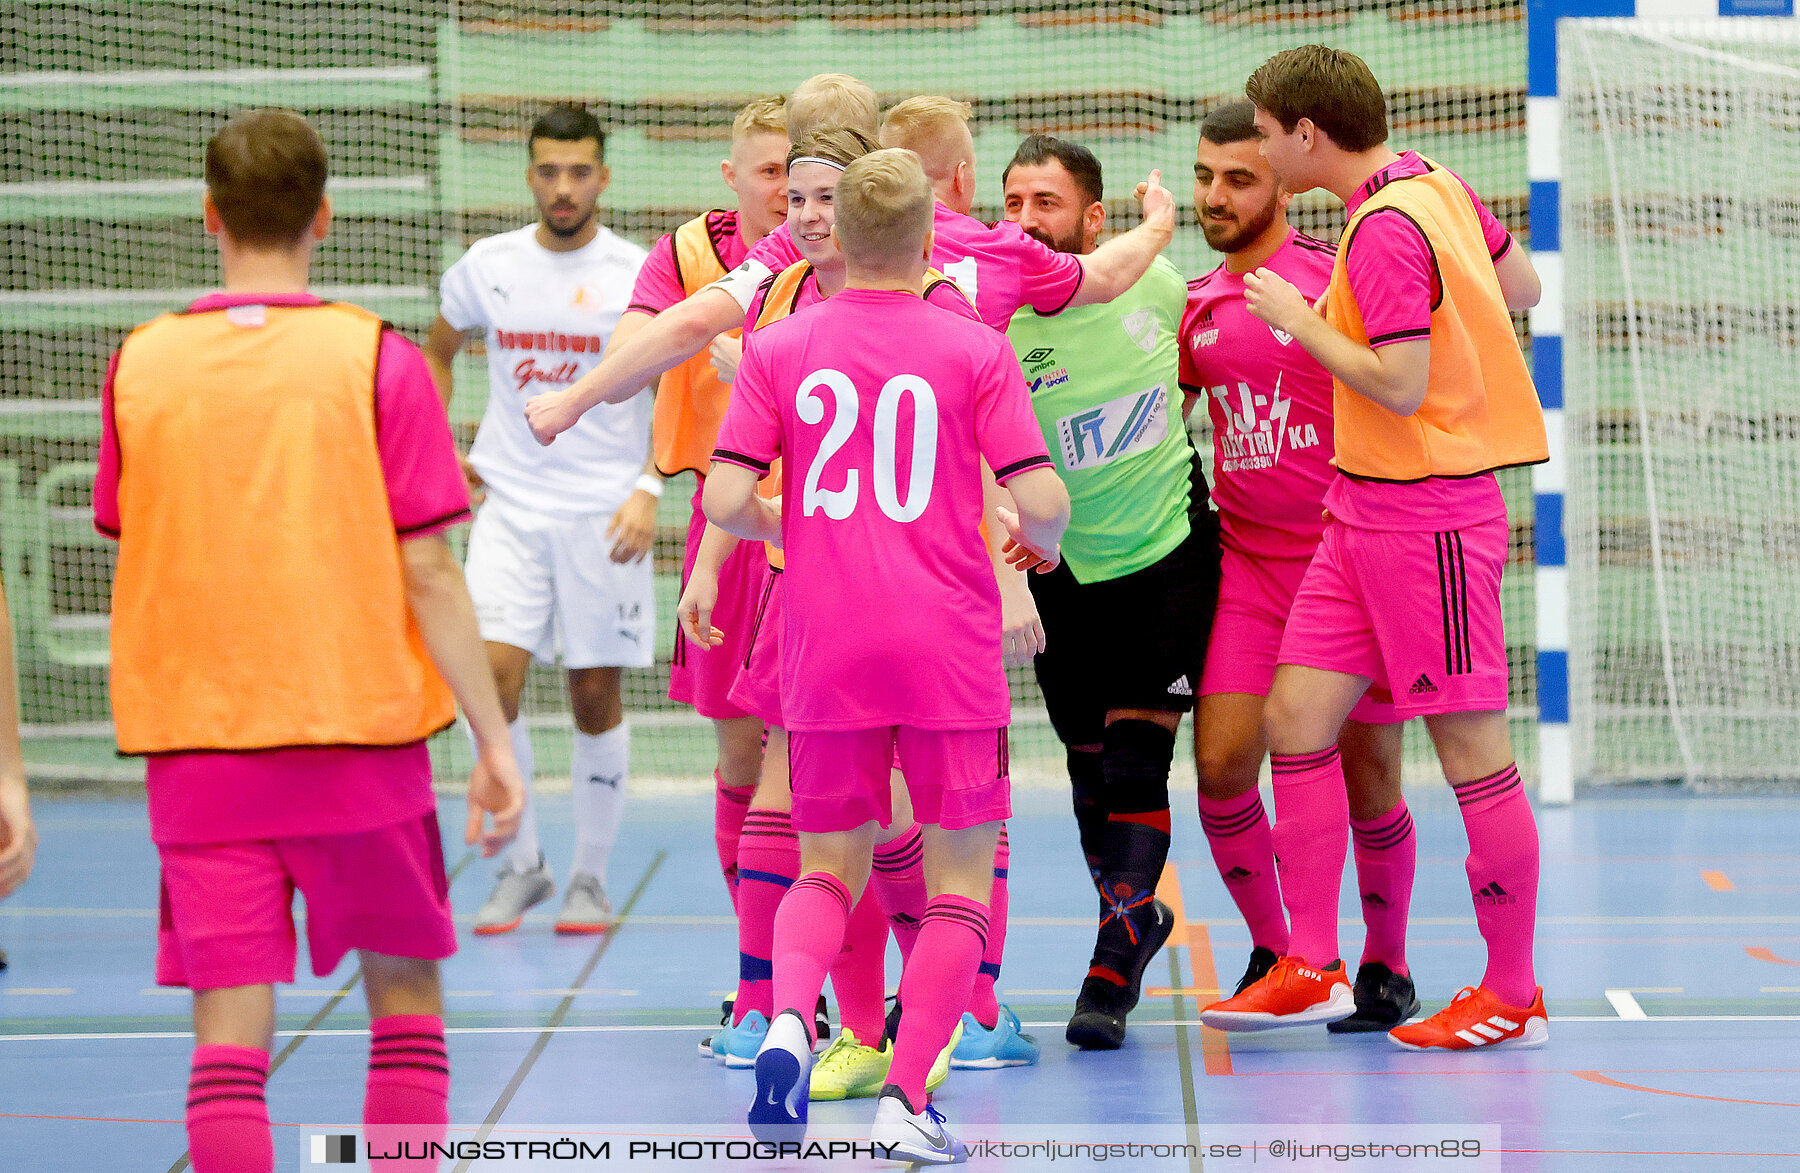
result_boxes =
[1560,17,1800,786]
[5,0,1535,788]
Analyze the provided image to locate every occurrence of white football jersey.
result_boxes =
[439,224,651,515]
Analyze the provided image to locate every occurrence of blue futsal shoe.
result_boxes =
[748,1009,812,1145]
[950,1005,1040,1069]
[718,1009,769,1068]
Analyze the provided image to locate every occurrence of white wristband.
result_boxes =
[635,474,665,499]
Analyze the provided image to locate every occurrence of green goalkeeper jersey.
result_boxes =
[1007,254,1201,584]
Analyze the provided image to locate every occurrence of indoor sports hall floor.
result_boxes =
[4,783,1798,1171]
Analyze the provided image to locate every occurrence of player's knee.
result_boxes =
[1101,718,1176,814]
[1067,744,1104,812]
[1340,722,1405,816]
[1196,734,1263,802]
[714,718,765,789]
[1263,686,1326,755]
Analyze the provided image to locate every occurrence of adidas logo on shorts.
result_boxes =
[1167,675,1193,697]
[1408,673,1438,695]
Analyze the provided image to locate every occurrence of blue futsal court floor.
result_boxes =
[4,783,1799,1171]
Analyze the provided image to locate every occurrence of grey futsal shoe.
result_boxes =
[472,855,553,935]
[554,873,614,935]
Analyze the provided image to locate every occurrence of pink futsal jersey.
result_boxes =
[744,204,1082,329]
[712,288,1052,732]
[1179,229,1339,559]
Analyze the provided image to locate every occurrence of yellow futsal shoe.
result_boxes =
[809,1028,892,1101]
[925,1021,963,1094]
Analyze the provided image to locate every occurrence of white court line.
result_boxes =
[523,989,641,997]
[11,1014,1800,1044]
[0,988,74,996]
[1761,987,1800,993]
[1605,989,1649,1019]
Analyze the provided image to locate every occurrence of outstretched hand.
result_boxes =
[995,506,1061,574]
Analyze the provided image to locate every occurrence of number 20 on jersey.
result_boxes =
[797,367,939,524]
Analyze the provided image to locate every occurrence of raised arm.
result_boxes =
[1243,268,1431,417]
[524,287,743,443]
[1066,169,1176,308]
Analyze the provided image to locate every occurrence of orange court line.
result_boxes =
[1155,863,1190,949]
[1748,946,1800,967]
[1573,1070,1800,1109]
[1703,870,1735,892]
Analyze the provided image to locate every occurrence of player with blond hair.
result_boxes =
[709,146,1069,1163]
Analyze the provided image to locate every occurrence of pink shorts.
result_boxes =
[1202,546,1396,725]
[1278,517,1510,719]
[788,727,1012,834]
[155,812,454,990]
[669,486,773,720]
[727,568,784,727]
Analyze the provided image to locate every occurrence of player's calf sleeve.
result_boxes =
[1197,787,1290,956]
[771,872,853,1045]
[967,825,1010,1029]
[1350,799,1416,974]
[503,716,541,872]
[734,808,798,1021]
[1091,721,1175,976]
[1269,748,1350,968]
[1452,764,1540,1006]
[889,895,989,1105]
[1066,746,1106,874]
[364,1015,449,1171]
[829,885,890,1044]
[569,723,628,883]
[713,771,754,908]
[870,822,927,965]
[186,1044,272,1173]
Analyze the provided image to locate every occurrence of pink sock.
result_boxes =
[829,885,889,1044]
[1453,764,1540,1006]
[714,772,754,909]
[186,1043,272,1173]
[1197,788,1290,955]
[1269,748,1349,968]
[771,872,852,1043]
[364,1014,449,1171]
[1351,799,1416,974]
[890,895,989,1105]
[965,826,1008,1029]
[870,822,927,965]
[734,808,798,1022]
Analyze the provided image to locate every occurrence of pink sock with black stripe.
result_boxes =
[1269,747,1350,968]
[186,1043,272,1173]
[1452,763,1539,1006]
[869,822,927,965]
[734,807,799,1022]
[1351,799,1416,973]
[1197,787,1290,955]
[364,1014,449,1171]
[771,872,852,1043]
[965,826,1009,1030]
[889,895,989,1105]
[713,771,754,908]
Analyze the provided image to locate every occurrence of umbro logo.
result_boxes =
[1408,673,1438,695]
[1167,674,1193,697]
[1474,882,1515,905]
[1022,347,1055,364]
[1222,866,1255,885]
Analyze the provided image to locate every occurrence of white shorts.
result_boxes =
[463,493,655,669]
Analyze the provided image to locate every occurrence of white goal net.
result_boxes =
[1561,17,1800,785]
